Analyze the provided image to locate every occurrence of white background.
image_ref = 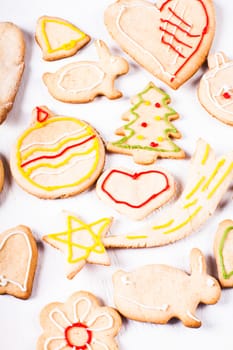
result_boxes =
[1,0,233,348]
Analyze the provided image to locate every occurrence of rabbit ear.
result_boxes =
[208,52,229,70]
[190,248,207,276]
[95,40,111,60]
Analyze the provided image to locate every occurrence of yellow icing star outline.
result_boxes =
[47,215,112,264]
[41,18,87,54]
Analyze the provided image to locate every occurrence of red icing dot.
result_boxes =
[223,92,231,99]
[141,122,148,127]
[150,142,159,148]
[155,103,161,108]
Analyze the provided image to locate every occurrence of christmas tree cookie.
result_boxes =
[107,82,185,164]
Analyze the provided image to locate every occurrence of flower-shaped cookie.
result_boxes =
[37,291,122,350]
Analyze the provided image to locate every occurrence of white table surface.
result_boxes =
[1,0,233,348]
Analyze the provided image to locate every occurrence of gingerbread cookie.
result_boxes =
[37,291,122,350]
[0,159,4,193]
[96,167,175,220]
[105,0,215,89]
[199,52,233,126]
[0,225,38,299]
[10,106,105,199]
[103,139,233,248]
[36,16,90,61]
[43,40,129,103]
[107,82,185,164]
[43,213,112,279]
[214,220,233,288]
[113,248,221,328]
[0,22,25,124]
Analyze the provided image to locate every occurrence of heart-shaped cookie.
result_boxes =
[214,220,233,288]
[0,225,38,299]
[0,22,25,123]
[96,167,175,220]
[105,0,215,89]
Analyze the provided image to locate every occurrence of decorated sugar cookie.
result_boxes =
[96,167,175,220]
[36,16,91,61]
[105,0,215,89]
[113,249,221,328]
[107,82,185,164]
[0,225,38,299]
[43,213,112,279]
[214,220,233,287]
[37,291,122,350]
[0,22,25,124]
[199,52,233,125]
[10,106,105,199]
[103,139,233,248]
[43,40,129,103]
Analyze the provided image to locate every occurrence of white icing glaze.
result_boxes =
[206,277,215,287]
[43,336,65,350]
[118,294,169,311]
[116,2,175,79]
[186,310,200,323]
[20,125,87,152]
[57,64,105,93]
[49,308,72,332]
[198,255,203,274]
[73,296,92,323]
[30,152,96,179]
[87,312,113,331]
[93,338,109,350]
[0,230,32,292]
[203,53,233,116]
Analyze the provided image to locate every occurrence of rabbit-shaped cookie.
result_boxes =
[43,40,129,103]
[113,248,221,328]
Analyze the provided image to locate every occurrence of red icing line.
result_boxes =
[36,107,49,123]
[101,169,170,209]
[159,27,193,49]
[168,7,191,27]
[21,135,96,168]
[161,37,186,58]
[64,323,92,350]
[160,19,200,38]
[159,0,210,81]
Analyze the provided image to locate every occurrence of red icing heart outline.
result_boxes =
[101,169,170,208]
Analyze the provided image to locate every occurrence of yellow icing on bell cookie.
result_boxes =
[41,18,87,53]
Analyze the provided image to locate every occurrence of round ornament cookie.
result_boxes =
[10,106,105,199]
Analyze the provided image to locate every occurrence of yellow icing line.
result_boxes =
[21,131,90,161]
[152,219,174,230]
[202,159,226,192]
[48,216,110,263]
[41,18,86,54]
[185,176,205,200]
[126,235,148,239]
[16,117,100,191]
[207,162,233,199]
[25,146,96,176]
[183,198,198,209]
[201,144,210,165]
[163,206,202,235]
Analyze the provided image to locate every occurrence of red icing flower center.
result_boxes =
[64,323,92,350]
[223,92,231,99]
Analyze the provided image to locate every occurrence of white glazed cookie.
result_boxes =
[0,225,38,299]
[43,40,129,103]
[43,213,112,279]
[103,139,233,248]
[107,82,185,165]
[199,52,233,126]
[37,291,122,350]
[36,16,91,61]
[214,220,233,288]
[113,249,221,328]
[105,0,215,89]
[0,22,25,124]
[10,106,105,199]
[96,167,175,220]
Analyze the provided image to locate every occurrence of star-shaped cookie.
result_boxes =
[43,213,112,279]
